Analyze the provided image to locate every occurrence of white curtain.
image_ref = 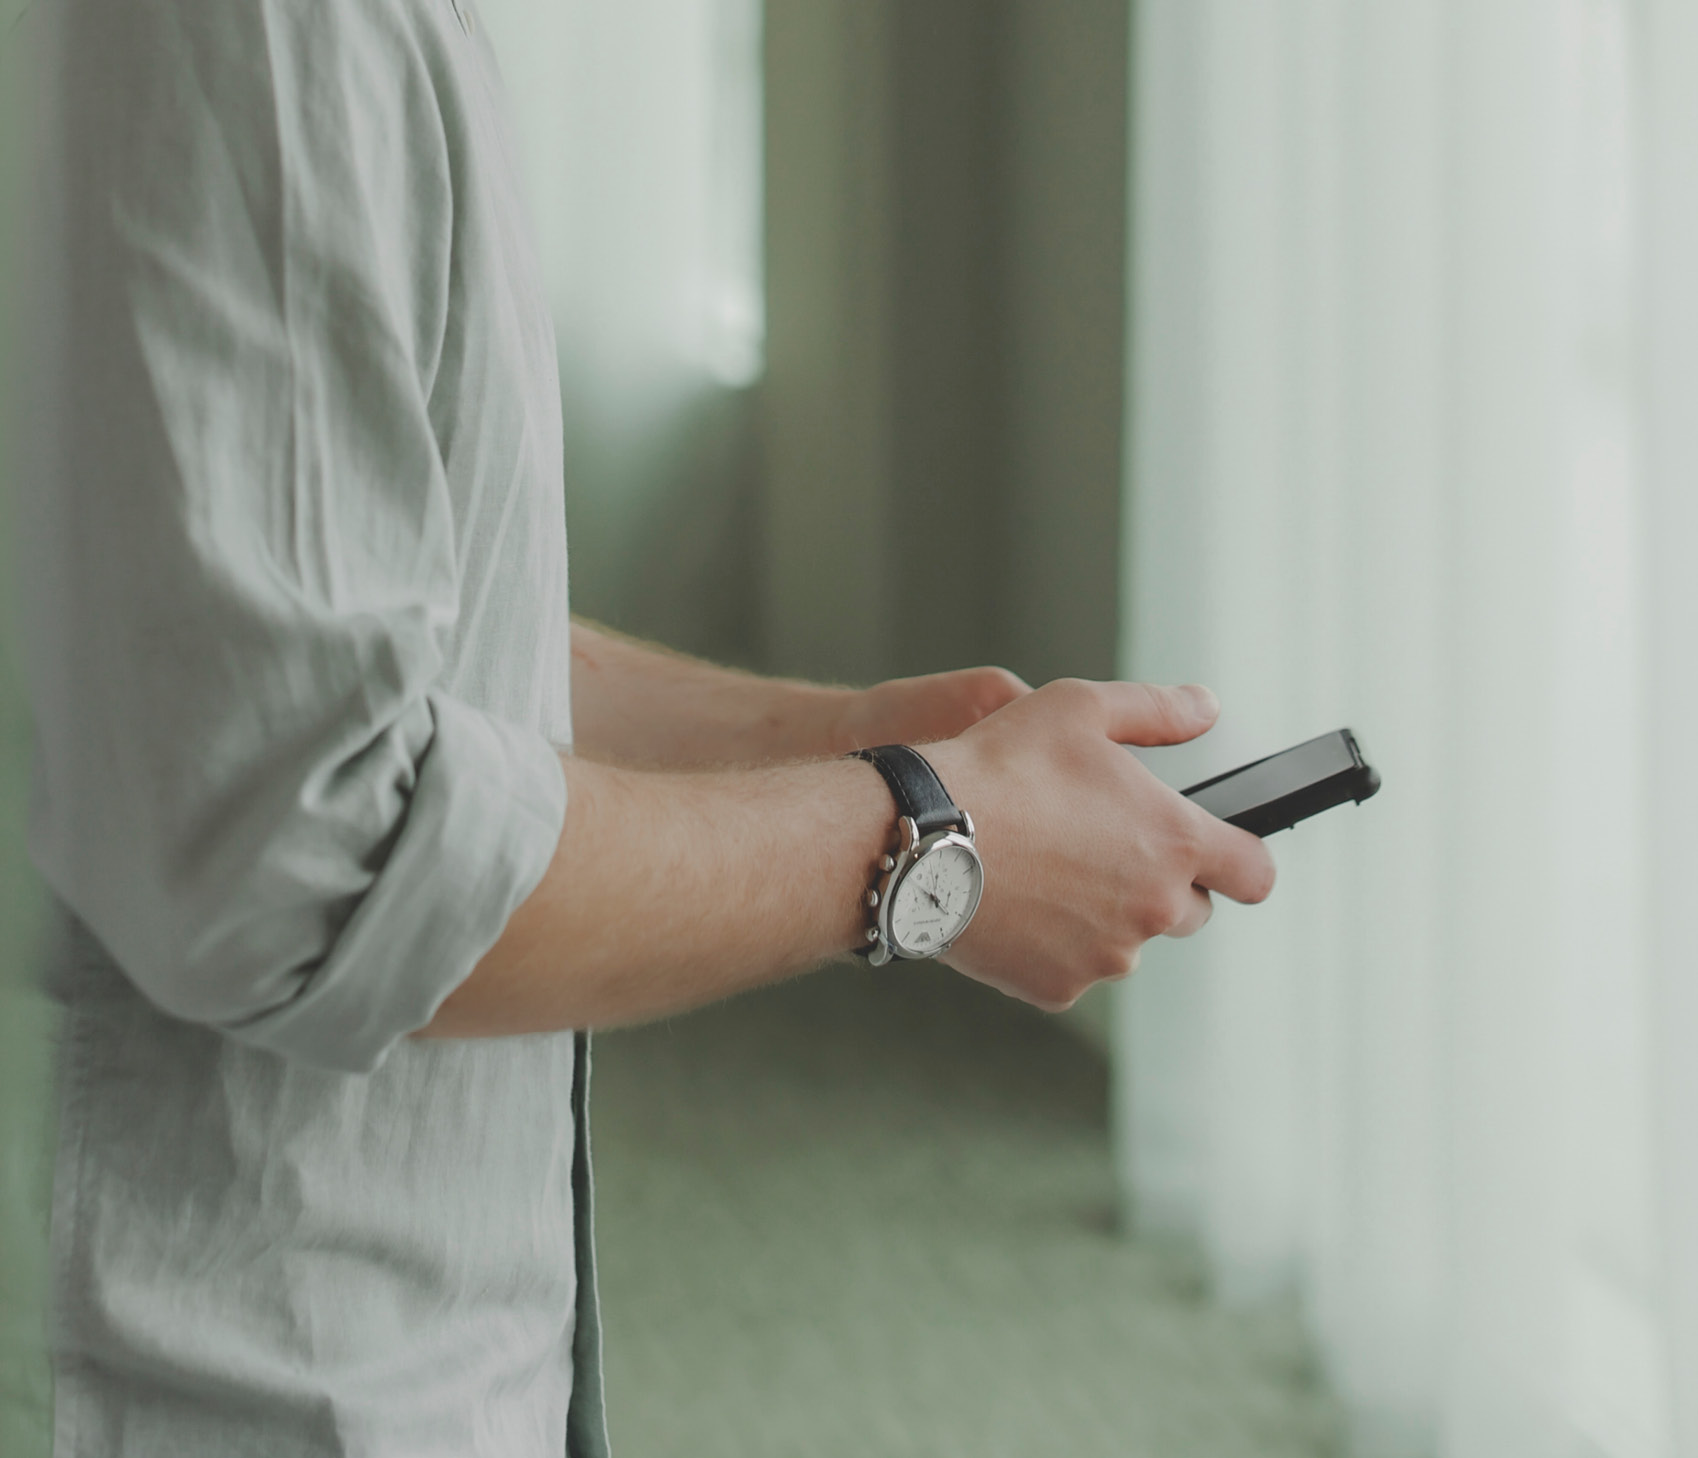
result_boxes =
[1115,2,1698,1455]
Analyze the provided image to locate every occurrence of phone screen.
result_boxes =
[1184,732,1358,823]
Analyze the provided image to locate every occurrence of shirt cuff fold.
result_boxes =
[227,695,567,1073]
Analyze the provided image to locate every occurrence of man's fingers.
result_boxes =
[1167,885,1214,938]
[1193,816,1278,905]
[956,665,1032,719]
[1090,680,1220,747]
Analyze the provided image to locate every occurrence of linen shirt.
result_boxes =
[17,0,607,1452]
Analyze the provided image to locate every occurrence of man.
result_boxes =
[16,0,1275,1453]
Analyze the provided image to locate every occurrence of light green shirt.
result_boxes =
[16,0,607,1451]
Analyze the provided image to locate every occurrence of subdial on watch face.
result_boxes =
[889,844,980,955]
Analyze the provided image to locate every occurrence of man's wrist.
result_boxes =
[768,681,860,760]
[846,741,987,964]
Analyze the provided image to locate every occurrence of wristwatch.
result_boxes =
[851,744,985,966]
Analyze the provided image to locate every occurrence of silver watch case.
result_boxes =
[864,812,983,966]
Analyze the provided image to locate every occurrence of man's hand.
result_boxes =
[569,618,1032,767]
[923,679,1276,1011]
[427,673,1276,1038]
[827,665,1032,754]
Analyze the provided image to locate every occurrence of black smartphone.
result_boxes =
[1181,728,1381,837]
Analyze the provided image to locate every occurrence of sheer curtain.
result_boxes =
[1115,1,1698,1455]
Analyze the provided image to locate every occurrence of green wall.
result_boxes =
[760,0,1128,1047]
[1,10,57,1453]
[0,633,52,1458]
[760,0,1128,690]
[475,0,767,670]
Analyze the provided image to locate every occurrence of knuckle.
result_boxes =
[1163,886,1194,932]
[1168,812,1205,867]
[1140,681,1178,723]
[1087,943,1138,985]
[1103,946,1144,982]
[1130,681,1179,736]
[1030,975,1076,1013]
[1156,685,1205,741]
[1044,677,1098,714]
[969,666,1027,713]
[1141,888,1190,938]
[1133,900,1166,940]
[1227,837,1277,903]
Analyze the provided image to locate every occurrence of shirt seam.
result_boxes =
[253,0,302,588]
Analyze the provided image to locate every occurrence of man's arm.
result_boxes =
[568,618,1032,767]
[422,679,1278,1037]
[22,0,575,1074]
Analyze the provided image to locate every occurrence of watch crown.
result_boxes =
[866,888,880,909]
[879,854,895,872]
[865,927,881,944]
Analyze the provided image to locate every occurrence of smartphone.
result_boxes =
[1181,728,1381,837]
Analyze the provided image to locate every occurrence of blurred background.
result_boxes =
[5,1,1698,1455]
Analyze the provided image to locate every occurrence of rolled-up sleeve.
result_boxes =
[222,696,566,1072]
[22,0,566,1072]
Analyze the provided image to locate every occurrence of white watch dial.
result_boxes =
[889,842,982,956]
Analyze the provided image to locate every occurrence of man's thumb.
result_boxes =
[1101,681,1219,746]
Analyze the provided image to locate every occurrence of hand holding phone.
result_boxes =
[1182,728,1381,837]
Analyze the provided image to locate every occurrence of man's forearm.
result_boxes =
[422,752,889,1036]
[421,678,1279,1040]
[569,618,852,767]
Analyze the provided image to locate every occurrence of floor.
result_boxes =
[591,960,1344,1458]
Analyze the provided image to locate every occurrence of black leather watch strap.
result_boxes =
[851,745,963,836]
